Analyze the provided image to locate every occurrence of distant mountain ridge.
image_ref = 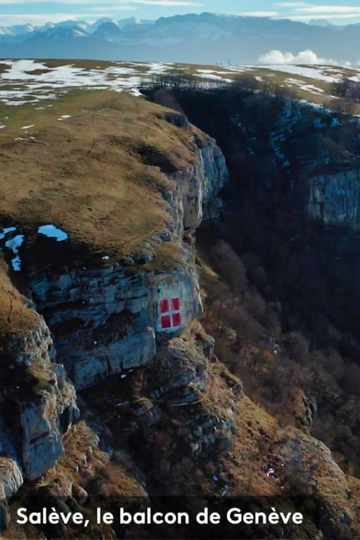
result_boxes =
[0,12,359,65]
[0,16,154,38]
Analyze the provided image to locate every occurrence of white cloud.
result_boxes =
[0,10,136,26]
[88,5,138,11]
[273,2,360,24]
[295,5,360,13]
[240,11,278,17]
[131,0,202,4]
[275,2,310,6]
[258,49,336,65]
[0,0,101,2]
[286,13,360,19]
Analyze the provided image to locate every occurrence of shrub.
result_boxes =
[287,332,310,363]
[341,362,360,397]
[211,241,248,296]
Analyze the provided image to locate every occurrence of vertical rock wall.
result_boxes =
[308,169,360,224]
[27,136,228,390]
[0,314,79,486]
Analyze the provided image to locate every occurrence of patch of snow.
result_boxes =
[195,73,232,83]
[2,100,29,106]
[5,234,25,272]
[173,401,190,407]
[226,66,254,74]
[331,117,342,127]
[38,224,69,242]
[197,69,219,74]
[21,125,34,130]
[129,88,142,97]
[0,227,16,240]
[301,84,325,95]
[1,60,50,81]
[260,64,342,83]
[10,256,21,272]
[0,60,200,106]
[5,234,24,252]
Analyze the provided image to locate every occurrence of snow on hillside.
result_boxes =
[0,58,358,109]
[262,64,344,83]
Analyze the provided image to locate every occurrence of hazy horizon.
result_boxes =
[2,1,360,27]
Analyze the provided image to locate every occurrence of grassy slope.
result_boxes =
[1,58,354,107]
[0,90,202,264]
[0,256,39,337]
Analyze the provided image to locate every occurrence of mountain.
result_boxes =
[0,26,12,36]
[0,12,360,64]
[117,17,155,29]
[34,26,89,40]
[8,23,35,35]
[87,18,113,33]
[308,19,336,27]
[50,19,88,29]
[93,22,123,40]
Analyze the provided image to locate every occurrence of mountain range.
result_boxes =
[0,13,360,65]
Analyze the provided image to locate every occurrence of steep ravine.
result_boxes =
[1,96,360,539]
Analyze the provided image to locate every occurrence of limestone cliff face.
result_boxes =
[172,137,229,230]
[27,136,228,391]
[308,169,360,224]
[29,266,203,390]
[0,312,79,489]
[0,122,228,512]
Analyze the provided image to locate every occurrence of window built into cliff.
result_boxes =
[159,297,182,330]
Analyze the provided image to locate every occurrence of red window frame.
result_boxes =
[160,297,182,329]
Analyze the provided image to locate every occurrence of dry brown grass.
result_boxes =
[0,90,203,264]
[0,62,10,75]
[40,421,146,498]
[41,58,114,70]
[0,257,39,337]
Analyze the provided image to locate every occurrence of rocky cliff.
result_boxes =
[0,91,228,517]
[2,90,360,539]
[0,264,79,515]
[308,168,360,225]
[25,133,228,391]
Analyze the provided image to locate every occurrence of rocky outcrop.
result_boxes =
[0,312,79,482]
[308,169,360,224]
[80,321,242,496]
[0,458,22,500]
[0,111,228,519]
[169,137,228,231]
[27,135,228,390]
[29,264,204,390]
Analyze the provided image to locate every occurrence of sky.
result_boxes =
[1,0,360,27]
